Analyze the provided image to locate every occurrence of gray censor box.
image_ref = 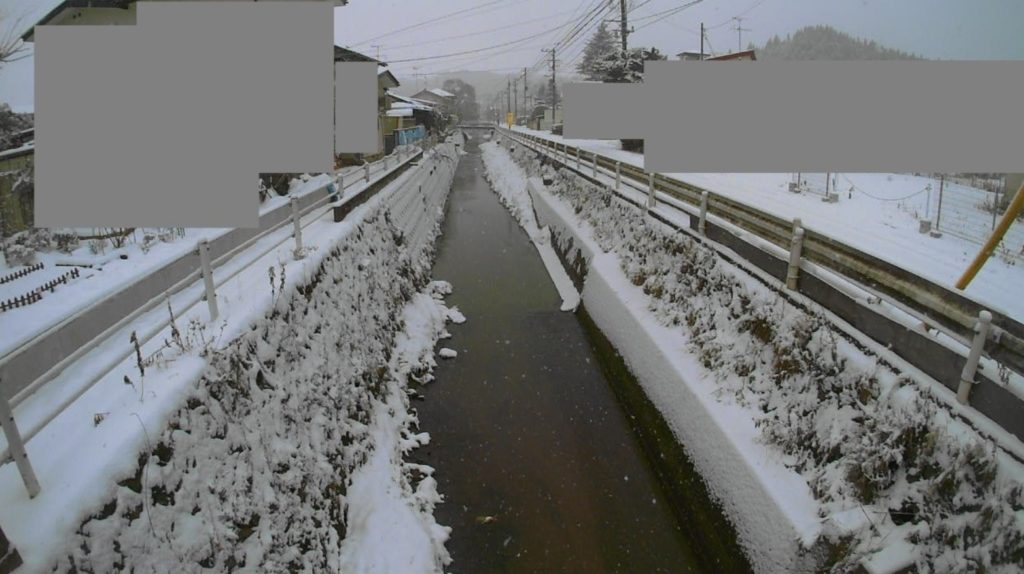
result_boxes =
[34,1,377,229]
[563,61,1024,174]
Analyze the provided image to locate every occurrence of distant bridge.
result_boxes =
[457,121,497,130]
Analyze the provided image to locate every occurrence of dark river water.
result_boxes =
[412,133,720,573]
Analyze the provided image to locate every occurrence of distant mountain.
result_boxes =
[755,25,924,61]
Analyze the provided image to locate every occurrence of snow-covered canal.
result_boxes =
[413,134,736,572]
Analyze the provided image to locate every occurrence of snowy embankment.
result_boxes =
[492,141,1024,573]
[2,143,460,572]
[511,126,1024,322]
[479,141,580,311]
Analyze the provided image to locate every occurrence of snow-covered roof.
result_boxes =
[427,88,455,98]
[389,93,434,111]
[386,109,413,118]
[23,1,350,41]
[0,142,34,162]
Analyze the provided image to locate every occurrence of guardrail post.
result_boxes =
[786,219,804,290]
[615,162,621,190]
[646,173,657,210]
[198,239,219,320]
[0,391,40,498]
[957,310,993,405]
[575,147,581,170]
[336,173,344,199]
[290,196,304,260]
[592,153,598,177]
[699,191,709,235]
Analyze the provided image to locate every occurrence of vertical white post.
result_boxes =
[957,310,993,405]
[615,162,622,191]
[337,173,344,197]
[592,153,598,177]
[290,197,304,260]
[0,392,41,498]
[198,239,219,320]
[786,219,804,290]
[699,191,709,235]
[647,173,657,210]
[575,147,581,170]
[364,163,370,182]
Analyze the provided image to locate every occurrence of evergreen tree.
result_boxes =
[576,23,617,80]
[594,47,667,84]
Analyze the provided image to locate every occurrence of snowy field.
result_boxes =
[493,141,1024,573]
[511,127,1024,322]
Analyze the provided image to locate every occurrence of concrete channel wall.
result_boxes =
[526,177,820,573]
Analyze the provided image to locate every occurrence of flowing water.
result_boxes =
[412,133,739,573]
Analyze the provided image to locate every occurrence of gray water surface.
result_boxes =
[414,135,708,573]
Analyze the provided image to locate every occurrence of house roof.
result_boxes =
[0,142,35,162]
[388,93,435,111]
[377,69,400,89]
[426,88,455,98]
[334,45,382,65]
[707,49,757,61]
[23,1,349,41]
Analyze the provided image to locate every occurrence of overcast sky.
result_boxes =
[2,0,1024,111]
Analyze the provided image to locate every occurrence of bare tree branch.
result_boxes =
[0,12,31,69]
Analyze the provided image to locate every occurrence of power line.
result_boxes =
[386,24,566,64]
[706,0,768,30]
[350,0,515,47]
[630,0,703,33]
[381,9,578,52]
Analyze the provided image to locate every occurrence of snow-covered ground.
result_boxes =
[479,141,580,312]
[511,126,1024,322]
[494,141,1024,573]
[0,142,459,572]
[0,158,406,360]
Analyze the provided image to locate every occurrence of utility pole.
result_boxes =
[732,17,750,53]
[543,47,557,110]
[523,68,528,113]
[507,77,512,119]
[513,78,518,121]
[619,0,629,56]
[700,22,705,60]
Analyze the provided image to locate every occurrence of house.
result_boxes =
[676,50,707,61]
[386,93,440,136]
[333,46,398,165]
[22,0,349,41]
[411,88,456,115]
[706,49,757,61]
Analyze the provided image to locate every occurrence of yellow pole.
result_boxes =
[955,180,1024,289]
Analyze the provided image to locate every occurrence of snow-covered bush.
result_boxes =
[505,144,1024,572]
[52,191,453,571]
[53,231,81,254]
[4,242,35,266]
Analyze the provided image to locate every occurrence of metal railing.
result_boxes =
[0,144,430,497]
[497,127,1024,443]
